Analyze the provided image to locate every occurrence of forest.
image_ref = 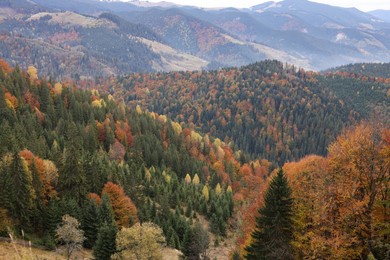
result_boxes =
[0,59,389,259]
[98,60,389,166]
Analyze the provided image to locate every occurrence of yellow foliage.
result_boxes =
[226,185,233,193]
[215,183,222,195]
[190,131,202,144]
[145,167,151,182]
[164,174,171,184]
[27,65,38,80]
[53,83,63,95]
[185,173,191,185]
[157,115,167,123]
[192,174,200,186]
[136,105,142,114]
[114,222,165,260]
[5,98,15,111]
[214,138,222,148]
[91,89,99,96]
[91,99,102,108]
[202,186,209,201]
[171,121,182,135]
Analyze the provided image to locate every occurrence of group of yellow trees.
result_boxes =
[284,122,389,259]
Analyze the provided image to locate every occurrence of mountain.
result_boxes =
[0,59,239,258]
[1,0,390,77]
[369,9,390,23]
[186,0,390,69]
[119,8,270,68]
[105,60,389,165]
[324,62,390,78]
[0,55,389,259]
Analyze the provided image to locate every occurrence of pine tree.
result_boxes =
[245,169,293,260]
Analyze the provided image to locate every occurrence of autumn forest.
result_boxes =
[0,56,388,259]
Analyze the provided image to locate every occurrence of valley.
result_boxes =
[0,0,389,259]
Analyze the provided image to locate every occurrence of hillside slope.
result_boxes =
[104,60,388,165]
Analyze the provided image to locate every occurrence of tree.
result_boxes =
[82,199,100,248]
[58,145,86,205]
[192,222,210,259]
[245,169,293,260]
[113,222,165,260]
[102,182,138,227]
[325,122,390,258]
[93,194,118,260]
[55,215,85,260]
[7,152,35,226]
[93,223,118,260]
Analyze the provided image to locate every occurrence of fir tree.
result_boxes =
[245,169,293,260]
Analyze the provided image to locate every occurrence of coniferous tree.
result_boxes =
[93,194,117,260]
[245,169,293,260]
[82,199,100,248]
[8,152,34,226]
[58,144,86,206]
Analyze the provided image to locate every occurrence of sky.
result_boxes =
[142,0,390,12]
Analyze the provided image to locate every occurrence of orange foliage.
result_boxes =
[115,121,133,146]
[102,182,138,227]
[19,149,58,204]
[0,59,12,74]
[87,193,102,204]
[5,92,18,109]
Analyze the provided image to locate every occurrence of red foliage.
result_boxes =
[102,182,138,227]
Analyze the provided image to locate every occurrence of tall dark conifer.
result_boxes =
[245,169,293,260]
[58,123,86,205]
[82,199,100,248]
[8,152,34,226]
[93,194,117,260]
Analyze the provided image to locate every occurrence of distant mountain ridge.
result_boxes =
[0,0,389,78]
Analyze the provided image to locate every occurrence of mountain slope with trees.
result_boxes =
[106,60,390,165]
[0,60,244,259]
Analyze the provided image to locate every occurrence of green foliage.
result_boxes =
[245,169,293,260]
[93,223,118,260]
[325,62,390,78]
[109,60,366,165]
[82,199,100,248]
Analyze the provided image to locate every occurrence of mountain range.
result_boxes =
[0,0,389,78]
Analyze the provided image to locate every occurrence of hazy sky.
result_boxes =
[143,0,389,11]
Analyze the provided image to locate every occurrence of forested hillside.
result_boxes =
[0,60,388,259]
[325,63,390,78]
[102,60,387,165]
[0,60,254,259]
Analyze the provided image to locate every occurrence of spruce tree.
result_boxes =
[93,194,117,260]
[82,199,100,248]
[245,169,293,260]
[8,152,34,226]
